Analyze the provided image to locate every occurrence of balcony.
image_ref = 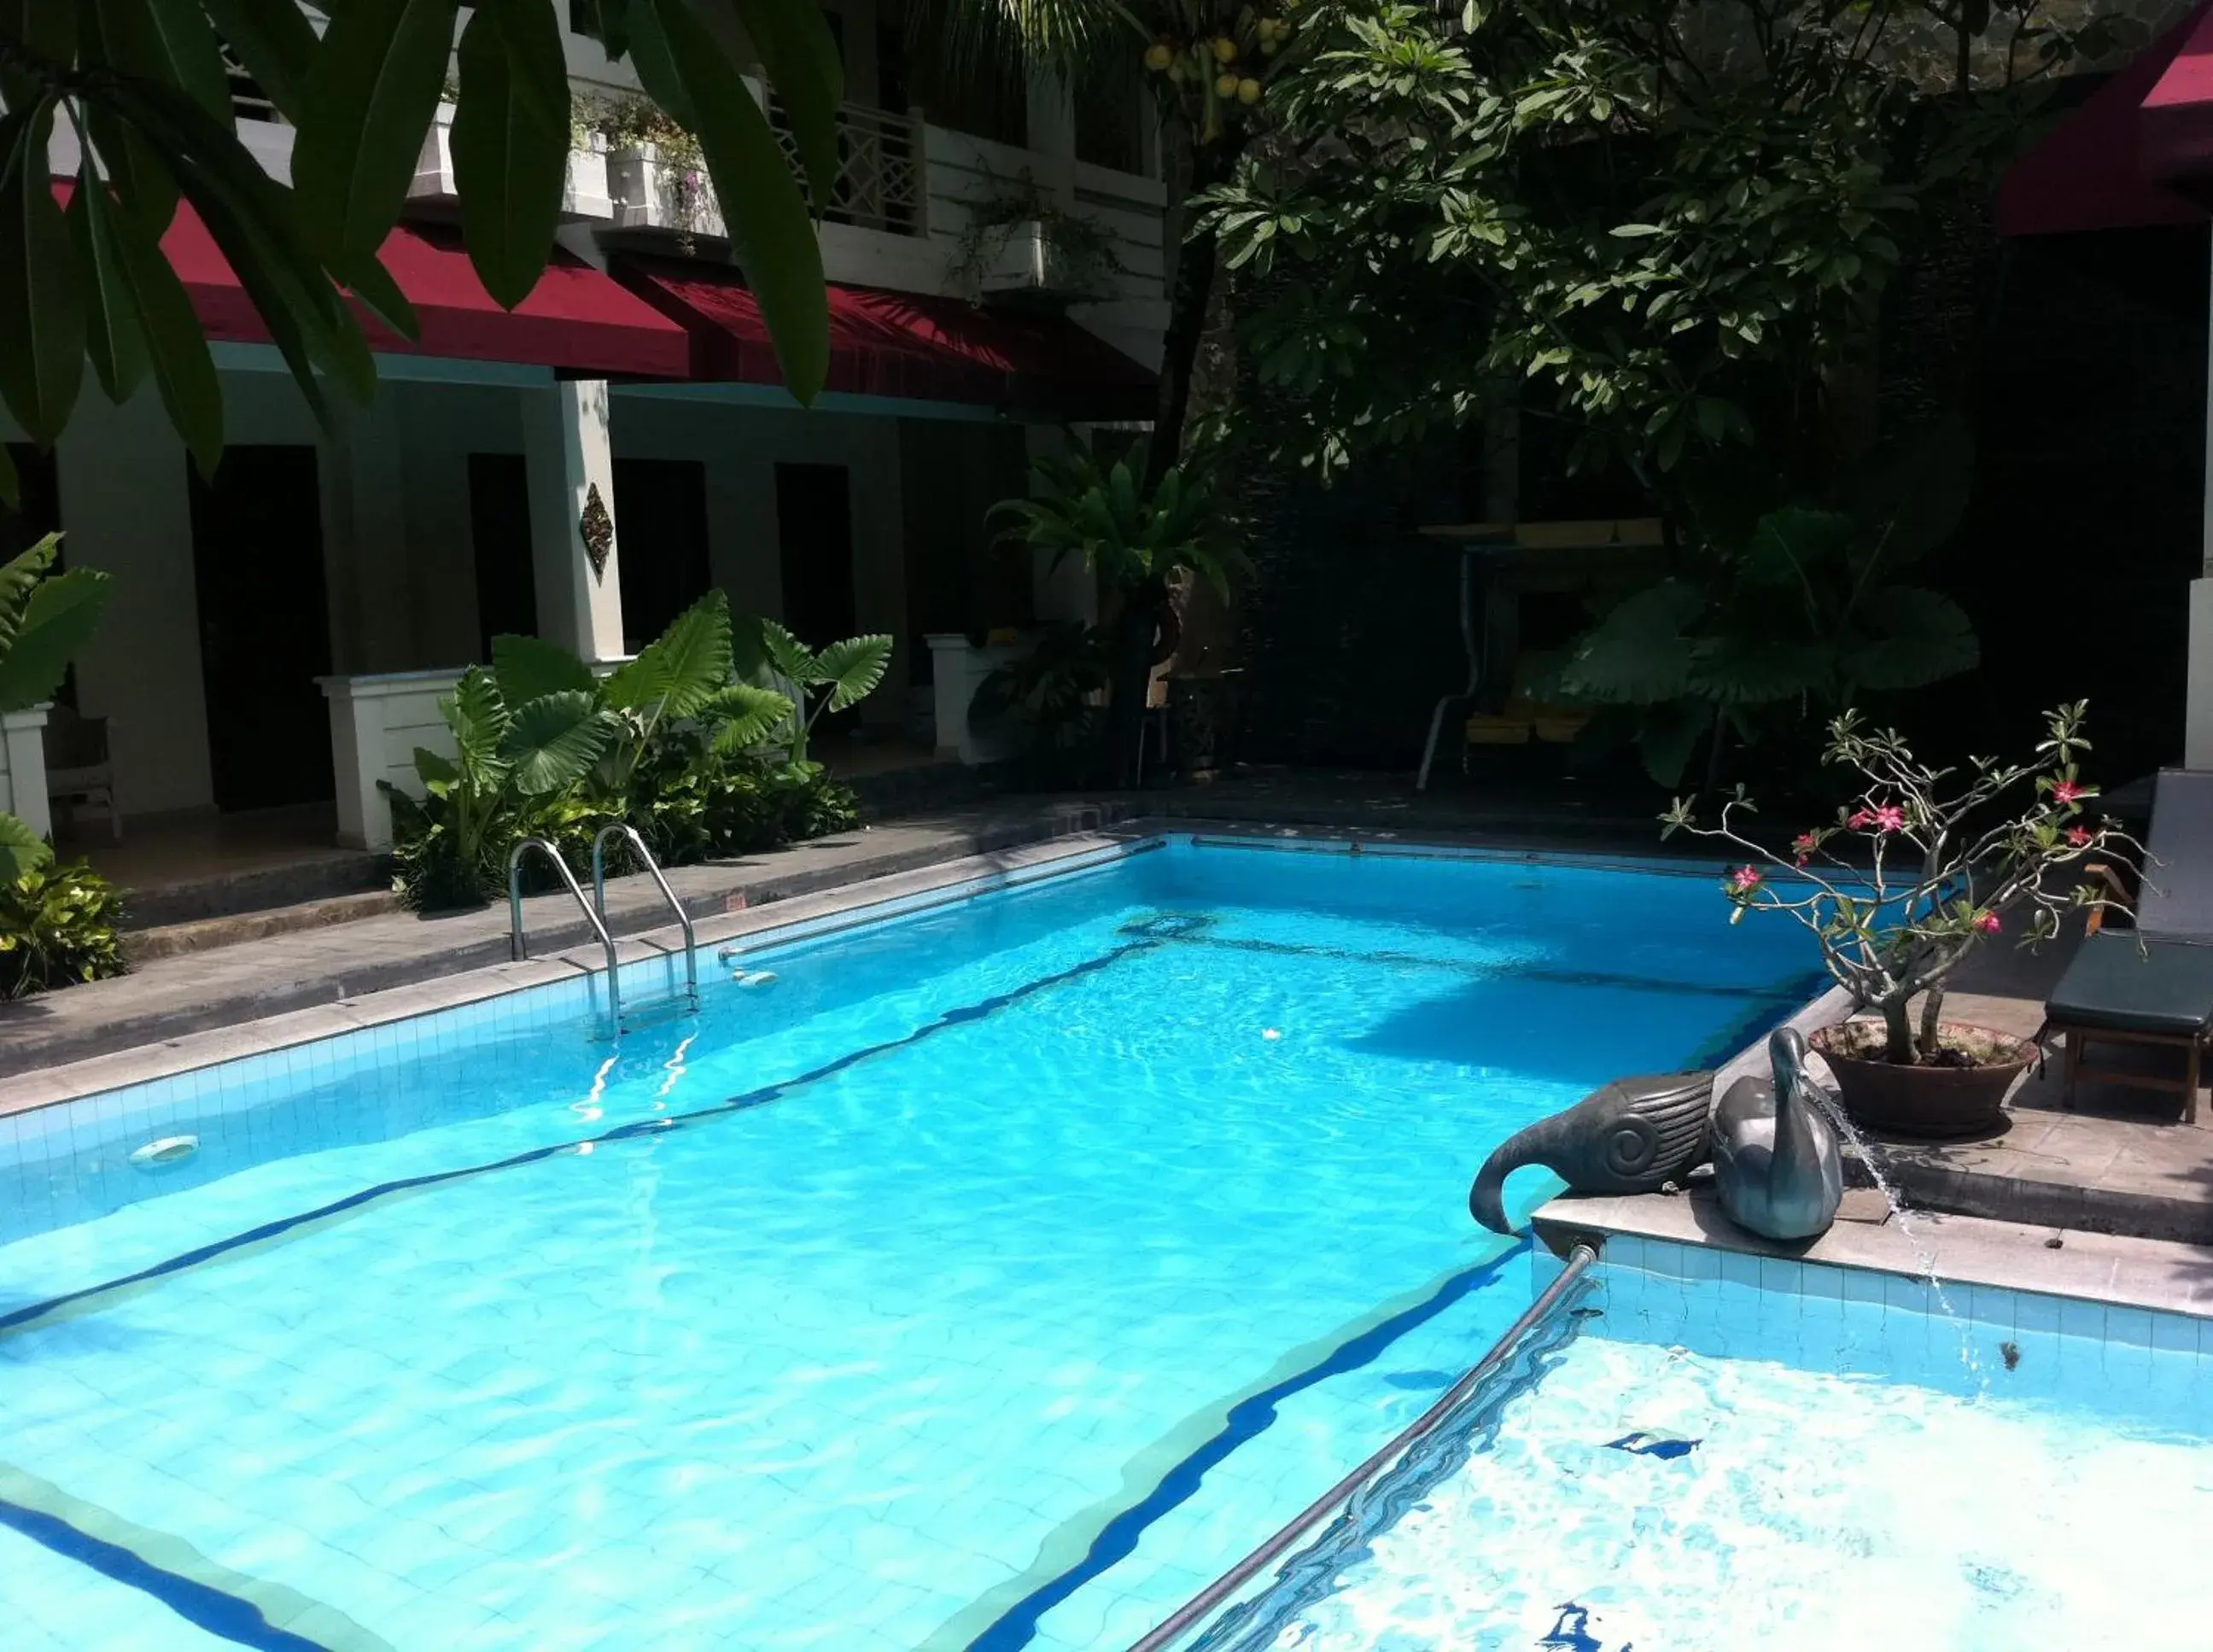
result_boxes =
[408,103,615,222]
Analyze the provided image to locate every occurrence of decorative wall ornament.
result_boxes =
[580,483,614,581]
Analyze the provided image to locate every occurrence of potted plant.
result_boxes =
[1661,703,2140,1138]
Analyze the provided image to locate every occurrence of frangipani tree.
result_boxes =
[0,0,843,503]
[1662,703,2140,1065]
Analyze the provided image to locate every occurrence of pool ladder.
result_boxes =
[507,826,700,1036]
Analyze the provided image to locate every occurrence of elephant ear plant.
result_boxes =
[0,533,128,996]
[1662,703,2139,1068]
[754,620,893,765]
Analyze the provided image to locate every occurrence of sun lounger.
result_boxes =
[2043,769,2213,1121]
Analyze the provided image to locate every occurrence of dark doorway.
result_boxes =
[469,453,536,663]
[775,463,857,649]
[2,444,69,705]
[614,457,713,651]
[187,445,335,810]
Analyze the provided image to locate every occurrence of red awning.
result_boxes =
[1998,3,2211,236]
[617,257,1157,419]
[55,185,691,377]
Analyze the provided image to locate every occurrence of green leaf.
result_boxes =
[135,0,234,118]
[1740,506,1854,588]
[97,172,222,475]
[444,664,512,765]
[411,745,459,788]
[0,112,83,447]
[1839,587,1979,692]
[604,589,734,719]
[452,0,569,310]
[0,809,50,881]
[0,566,111,711]
[68,174,150,404]
[293,0,461,266]
[0,532,58,646]
[702,681,795,755]
[70,0,180,236]
[635,0,827,404]
[814,633,892,712]
[1557,580,1702,704]
[492,631,593,705]
[1635,701,1709,790]
[197,0,319,125]
[729,0,844,208]
[756,616,819,684]
[500,689,615,794]
[1688,633,1829,705]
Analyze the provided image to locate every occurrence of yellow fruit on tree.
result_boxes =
[1212,35,1238,63]
[1261,37,1280,55]
[1144,42,1173,71]
[1237,76,1262,104]
[1214,71,1239,97]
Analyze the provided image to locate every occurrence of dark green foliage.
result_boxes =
[0,0,842,502]
[0,858,127,999]
[385,599,881,909]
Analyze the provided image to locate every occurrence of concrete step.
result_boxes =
[126,890,405,961]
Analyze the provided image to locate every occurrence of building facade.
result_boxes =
[5,0,1165,849]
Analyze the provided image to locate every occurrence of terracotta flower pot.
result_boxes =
[1809,1020,2035,1141]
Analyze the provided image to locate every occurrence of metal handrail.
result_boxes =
[508,837,623,1034]
[592,824,699,1012]
[1123,1241,1601,1652]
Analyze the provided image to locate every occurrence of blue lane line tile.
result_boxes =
[0,1494,330,1652]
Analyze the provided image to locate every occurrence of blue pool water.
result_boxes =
[1198,1239,2213,1652]
[0,840,1819,1650]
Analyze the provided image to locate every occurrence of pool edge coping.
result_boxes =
[0,826,1164,1118]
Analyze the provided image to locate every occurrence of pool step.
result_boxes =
[126,890,404,961]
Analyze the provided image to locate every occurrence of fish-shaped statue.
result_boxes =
[1469,1071,1714,1235]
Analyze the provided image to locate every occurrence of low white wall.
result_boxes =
[0,706,50,839]
[322,669,464,850]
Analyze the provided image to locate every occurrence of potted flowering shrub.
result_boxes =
[1661,703,2140,1137]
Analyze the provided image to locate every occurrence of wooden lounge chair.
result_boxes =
[2043,770,2213,1122]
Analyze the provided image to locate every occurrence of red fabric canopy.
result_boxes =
[1998,3,2212,236]
[617,257,1156,418]
[55,185,692,377]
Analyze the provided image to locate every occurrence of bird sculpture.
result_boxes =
[1710,1025,1844,1241]
[1469,1071,1714,1235]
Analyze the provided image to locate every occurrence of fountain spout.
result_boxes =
[1710,1027,1843,1241]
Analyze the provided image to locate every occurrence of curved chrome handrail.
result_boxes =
[508,837,622,1034]
[591,823,698,1011]
[1123,1240,1602,1652]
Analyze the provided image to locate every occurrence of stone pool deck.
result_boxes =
[1534,1186,2213,1319]
[0,799,1135,1087]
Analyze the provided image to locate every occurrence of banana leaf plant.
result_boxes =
[1556,421,1980,791]
[989,435,1246,784]
[753,620,894,765]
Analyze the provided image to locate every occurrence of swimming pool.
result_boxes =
[0,838,1819,1650]
[1188,1235,2213,1652]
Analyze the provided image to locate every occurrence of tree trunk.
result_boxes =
[1916,984,1946,1059]
[1142,137,1237,492]
[1881,996,1916,1065]
[1106,575,1169,787]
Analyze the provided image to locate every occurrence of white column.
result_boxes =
[54,384,215,814]
[522,379,626,661]
[0,705,51,839]
[2193,242,2213,770]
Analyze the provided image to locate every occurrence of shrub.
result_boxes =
[0,855,127,999]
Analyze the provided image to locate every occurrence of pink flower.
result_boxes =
[1976,912,2001,934]
[2066,825,2093,847]
[1730,865,1762,892]
[1792,831,1817,868]
[1848,808,1874,830]
[2052,779,2084,805]
[1872,804,1906,832]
